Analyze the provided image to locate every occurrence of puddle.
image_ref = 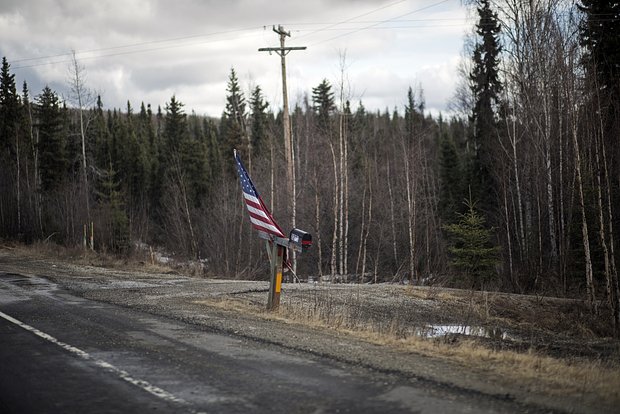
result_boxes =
[0,272,59,294]
[414,324,514,340]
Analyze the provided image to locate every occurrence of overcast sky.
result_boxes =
[1,0,474,117]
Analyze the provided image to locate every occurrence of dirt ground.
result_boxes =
[1,244,619,413]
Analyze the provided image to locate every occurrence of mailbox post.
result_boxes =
[267,241,285,310]
[265,229,312,311]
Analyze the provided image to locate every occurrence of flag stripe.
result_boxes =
[247,205,269,219]
[249,217,282,234]
[243,193,260,205]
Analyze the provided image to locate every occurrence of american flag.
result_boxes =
[234,150,286,239]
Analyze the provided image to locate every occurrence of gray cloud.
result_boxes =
[2,0,470,116]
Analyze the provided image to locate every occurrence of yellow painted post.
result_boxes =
[267,243,284,310]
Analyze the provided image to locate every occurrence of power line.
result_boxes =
[296,23,469,31]
[295,0,409,40]
[309,0,451,46]
[12,29,266,70]
[11,26,265,67]
[287,17,475,26]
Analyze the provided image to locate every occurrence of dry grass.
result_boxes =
[10,241,177,275]
[201,295,620,405]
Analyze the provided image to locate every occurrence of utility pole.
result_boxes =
[259,25,306,274]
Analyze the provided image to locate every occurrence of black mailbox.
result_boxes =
[289,228,312,252]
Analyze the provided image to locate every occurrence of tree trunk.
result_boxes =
[572,115,596,310]
[314,176,323,277]
[338,111,344,278]
[509,110,526,261]
[594,129,614,325]
[328,139,339,277]
[558,93,567,292]
[404,144,416,284]
[361,175,372,283]
[503,184,514,286]
[71,52,90,225]
[356,185,366,279]
[387,162,398,268]
[343,112,349,279]
[543,98,558,265]
[16,129,20,235]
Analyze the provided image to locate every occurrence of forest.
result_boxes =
[0,1,618,326]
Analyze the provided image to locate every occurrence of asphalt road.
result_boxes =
[0,271,535,414]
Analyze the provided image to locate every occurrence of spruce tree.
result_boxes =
[0,57,19,158]
[469,0,502,218]
[249,85,269,157]
[220,68,247,159]
[579,0,620,98]
[203,117,222,182]
[438,131,463,223]
[91,96,110,174]
[98,161,129,252]
[312,79,335,134]
[124,102,149,204]
[444,198,500,290]
[404,86,423,139]
[163,95,187,155]
[36,86,66,192]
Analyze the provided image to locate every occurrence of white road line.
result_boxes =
[0,310,204,413]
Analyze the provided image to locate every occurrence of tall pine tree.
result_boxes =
[312,79,335,134]
[36,86,66,193]
[469,0,502,218]
[220,68,247,163]
[0,57,19,157]
[249,85,269,157]
[579,0,620,99]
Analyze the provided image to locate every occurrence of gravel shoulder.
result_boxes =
[1,247,618,414]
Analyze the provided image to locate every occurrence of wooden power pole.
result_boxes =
[259,25,306,274]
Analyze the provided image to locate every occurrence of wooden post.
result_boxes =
[267,242,284,310]
[259,27,306,274]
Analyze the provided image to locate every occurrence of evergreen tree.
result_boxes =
[203,117,222,182]
[438,131,463,223]
[0,57,19,157]
[123,101,149,204]
[469,0,502,217]
[161,95,208,207]
[137,102,160,213]
[36,86,66,192]
[579,0,620,98]
[20,81,32,157]
[98,162,129,252]
[404,86,424,139]
[220,68,247,159]
[91,96,109,171]
[249,85,269,156]
[444,198,499,289]
[312,79,335,133]
[163,95,187,155]
[179,137,209,206]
